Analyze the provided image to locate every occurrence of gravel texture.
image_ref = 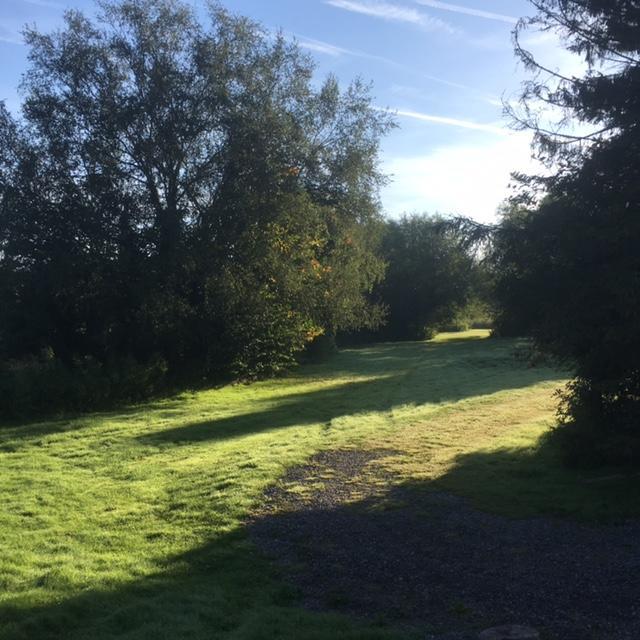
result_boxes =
[248,448,640,640]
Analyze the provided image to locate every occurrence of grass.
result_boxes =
[1,331,639,639]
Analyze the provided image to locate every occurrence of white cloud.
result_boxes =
[291,32,397,66]
[18,0,64,8]
[325,0,458,34]
[484,96,504,108]
[381,133,539,221]
[0,29,23,45]
[415,0,517,24]
[385,107,508,135]
[296,36,353,57]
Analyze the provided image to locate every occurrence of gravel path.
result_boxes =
[248,449,640,640]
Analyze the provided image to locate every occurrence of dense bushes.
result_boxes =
[0,354,168,418]
[556,375,640,468]
[491,137,640,466]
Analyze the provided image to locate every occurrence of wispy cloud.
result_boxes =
[326,0,458,34]
[391,81,502,113]
[18,0,64,9]
[384,107,508,135]
[421,72,481,93]
[0,35,23,45]
[0,26,23,46]
[288,32,397,67]
[390,84,432,101]
[421,74,503,107]
[484,96,504,108]
[291,30,501,106]
[296,36,353,57]
[415,0,517,24]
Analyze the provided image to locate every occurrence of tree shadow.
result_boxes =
[138,338,561,446]
[1,337,554,448]
[7,440,640,640]
[438,430,640,522]
[0,523,410,640]
[246,445,640,640]
[0,396,191,448]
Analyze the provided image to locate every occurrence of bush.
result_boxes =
[303,334,338,363]
[0,354,168,419]
[555,375,640,468]
[422,326,438,341]
[432,300,494,334]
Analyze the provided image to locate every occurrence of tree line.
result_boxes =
[0,0,388,412]
[2,0,638,470]
[0,0,483,417]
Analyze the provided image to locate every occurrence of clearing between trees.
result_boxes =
[1,332,639,640]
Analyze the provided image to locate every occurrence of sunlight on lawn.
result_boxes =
[3,332,635,640]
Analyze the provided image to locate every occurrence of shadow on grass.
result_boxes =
[439,429,640,522]
[245,444,640,640]
[0,396,192,447]
[0,525,412,640]
[139,338,562,446]
[5,439,640,640]
[1,337,557,447]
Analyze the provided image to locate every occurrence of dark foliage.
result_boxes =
[493,0,640,465]
[342,214,489,344]
[0,352,168,418]
[0,0,393,416]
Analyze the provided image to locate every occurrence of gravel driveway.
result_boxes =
[248,449,640,640]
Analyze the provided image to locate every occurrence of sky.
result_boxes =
[0,0,582,222]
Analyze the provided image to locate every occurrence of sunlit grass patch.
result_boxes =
[3,330,631,639]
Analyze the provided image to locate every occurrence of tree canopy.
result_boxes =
[375,215,485,342]
[0,0,394,414]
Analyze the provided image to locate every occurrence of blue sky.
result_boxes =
[0,0,577,221]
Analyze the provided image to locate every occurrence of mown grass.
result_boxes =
[1,331,638,640]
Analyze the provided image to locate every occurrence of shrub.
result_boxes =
[555,375,640,467]
[0,354,168,419]
[303,334,338,363]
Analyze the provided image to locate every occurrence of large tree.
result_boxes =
[0,0,392,411]
[493,0,640,465]
[377,215,481,341]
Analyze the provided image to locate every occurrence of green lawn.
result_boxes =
[1,332,638,640]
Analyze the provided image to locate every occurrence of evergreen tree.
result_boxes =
[495,0,640,465]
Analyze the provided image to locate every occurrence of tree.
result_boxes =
[362,214,483,342]
[0,0,393,413]
[494,0,640,465]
